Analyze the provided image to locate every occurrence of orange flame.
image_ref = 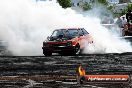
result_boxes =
[78,66,86,76]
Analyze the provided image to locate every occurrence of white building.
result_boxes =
[71,0,91,6]
[71,0,115,7]
[113,3,128,13]
[108,0,119,4]
[71,0,132,6]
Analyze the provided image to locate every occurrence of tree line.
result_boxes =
[57,0,132,16]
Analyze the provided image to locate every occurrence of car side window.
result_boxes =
[78,29,84,36]
[82,28,89,35]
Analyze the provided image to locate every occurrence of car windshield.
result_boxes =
[51,29,79,39]
[66,29,79,37]
[51,30,64,37]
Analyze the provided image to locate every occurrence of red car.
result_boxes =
[42,28,93,56]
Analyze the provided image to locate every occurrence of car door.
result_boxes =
[82,28,93,44]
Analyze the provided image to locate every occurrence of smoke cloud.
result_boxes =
[0,0,131,56]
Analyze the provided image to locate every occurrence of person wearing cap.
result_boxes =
[122,17,127,28]
[121,16,127,36]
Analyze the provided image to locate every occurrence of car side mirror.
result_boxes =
[47,36,50,40]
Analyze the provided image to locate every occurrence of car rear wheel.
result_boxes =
[79,49,84,54]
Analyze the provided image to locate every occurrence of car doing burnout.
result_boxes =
[42,28,93,56]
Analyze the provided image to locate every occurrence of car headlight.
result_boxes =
[43,42,48,47]
[67,41,72,46]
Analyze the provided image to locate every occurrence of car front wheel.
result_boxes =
[72,44,80,55]
[43,50,52,56]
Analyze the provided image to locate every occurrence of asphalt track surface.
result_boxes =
[0,37,132,88]
[0,54,131,88]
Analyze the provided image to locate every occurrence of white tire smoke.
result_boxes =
[0,0,131,55]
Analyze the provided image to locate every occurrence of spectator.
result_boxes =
[101,16,109,24]
[77,3,79,6]
[107,15,114,24]
[109,18,114,24]
[116,16,123,28]
[126,10,132,23]
[122,17,127,28]
[121,17,127,36]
